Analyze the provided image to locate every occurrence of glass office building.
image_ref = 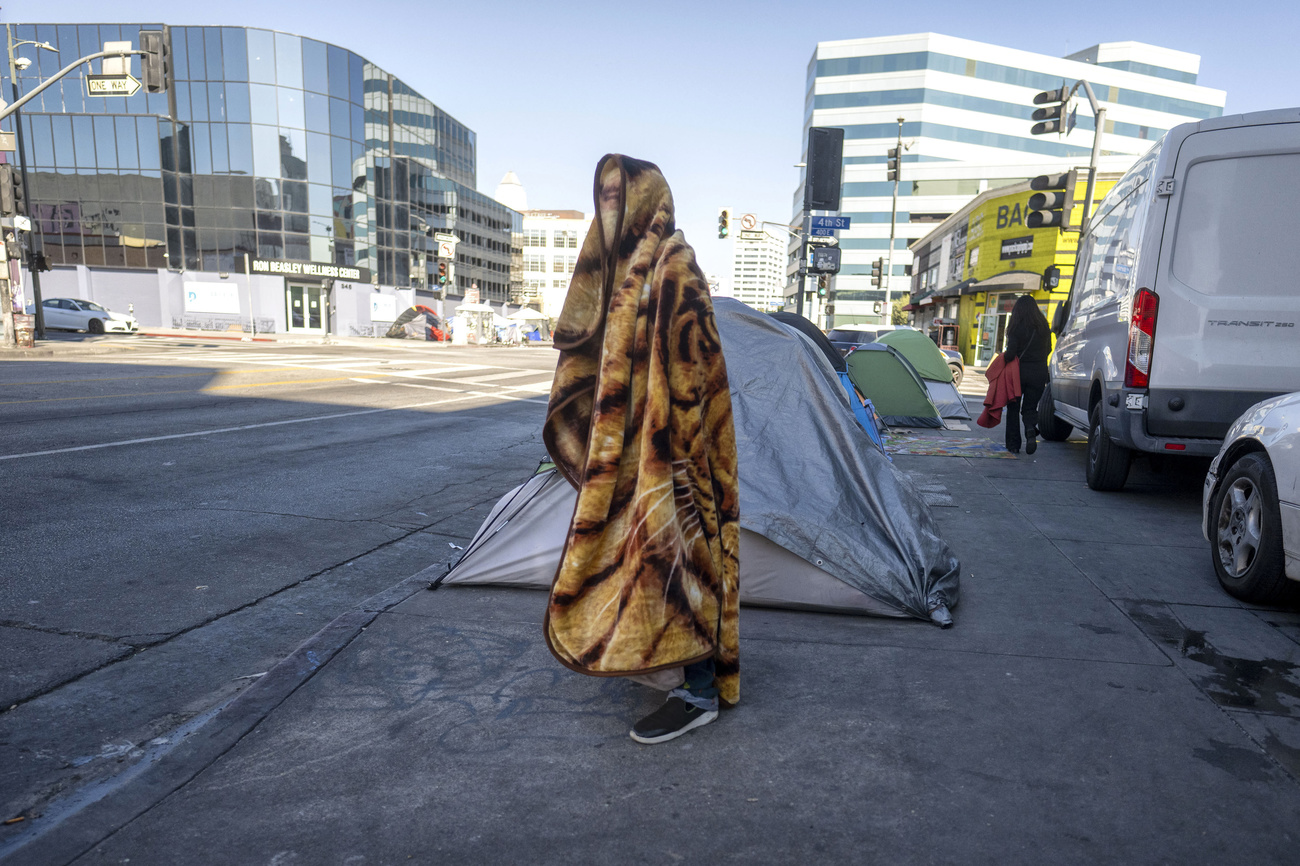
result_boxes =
[4,23,520,334]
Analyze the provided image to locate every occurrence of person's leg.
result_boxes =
[630,657,719,744]
[1004,396,1023,453]
[1021,382,1045,454]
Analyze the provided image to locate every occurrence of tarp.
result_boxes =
[385,305,445,341]
[877,329,953,383]
[768,311,845,372]
[441,298,961,625]
[507,308,548,320]
[844,344,943,428]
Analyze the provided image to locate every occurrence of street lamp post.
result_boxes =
[5,26,57,339]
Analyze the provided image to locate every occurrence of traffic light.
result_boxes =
[1027,170,1077,229]
[817,275,828,297]
[140,27,173,94]
[870,257,883,287]
[1031,85,1069,136]
[717,207,730,239]
[0,164,26,217]
[437,261,448,284]
[886,147,900,182]
[804,127,844,212]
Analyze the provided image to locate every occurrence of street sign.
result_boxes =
[810,227,836,237]
[810,215,851,230]
[86,74,141,97]
[434,232,458,244]
[0,132,13,152]
[1067,105,1078,135]
[437,241,454,259]
[738,230,764,240]
[739,213,758,231]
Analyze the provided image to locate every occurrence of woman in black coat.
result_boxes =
[1001,294,1052,454]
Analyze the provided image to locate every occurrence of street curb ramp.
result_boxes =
[1,562,449,866]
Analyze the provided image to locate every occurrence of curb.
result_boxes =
[136,332,277,342]
[0,562,447,866]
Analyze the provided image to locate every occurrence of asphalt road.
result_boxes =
[0,337,557,823]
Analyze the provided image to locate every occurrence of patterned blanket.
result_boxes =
[542,155,740,706]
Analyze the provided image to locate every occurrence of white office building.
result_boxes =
[721,216,788,311]
[520,208,588,318]
[793,33,1227,324]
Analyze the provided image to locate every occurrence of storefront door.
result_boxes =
[974,295,1018,366]
[286,284,325,333]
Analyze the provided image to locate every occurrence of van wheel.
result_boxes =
[1086,403,1131,491]
[1038,384,1073,442]
[948,364,963,387]
[1211,453,1294,604]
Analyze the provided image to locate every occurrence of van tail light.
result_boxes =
[1125,288,1159,389]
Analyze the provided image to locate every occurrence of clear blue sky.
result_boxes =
[7,0,1297,275]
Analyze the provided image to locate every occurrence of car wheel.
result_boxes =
[948,364,963,387]
[88,318,105,334]
[1086,402,1131,491]
[1037,384,1074,442]
[1211,453,1293,604]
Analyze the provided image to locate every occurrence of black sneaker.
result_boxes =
[629,697,718,744]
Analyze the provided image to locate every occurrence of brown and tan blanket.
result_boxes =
[542,154,740,707]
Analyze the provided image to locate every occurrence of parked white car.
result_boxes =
[36,298,138,334]
[1202,392,1300,604]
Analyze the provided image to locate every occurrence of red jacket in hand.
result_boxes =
[977,353,1022,428]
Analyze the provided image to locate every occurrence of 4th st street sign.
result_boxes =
[86,74,141,97]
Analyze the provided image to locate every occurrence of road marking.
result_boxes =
[0,391,545,461]
[456,369,554,384]
[0,376,368,405]
[0,368,302,386]
[201,376,360,391]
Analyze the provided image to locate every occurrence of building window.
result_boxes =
[553,230,577,248]
[553,258,566,273]
[524,254,546,272]
[523,229,547,247]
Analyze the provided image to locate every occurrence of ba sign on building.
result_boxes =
[906,174,1121,366]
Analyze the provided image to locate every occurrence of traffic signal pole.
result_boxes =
[1075,81,1106,234]
[883,117,904,323]
[7,24,52,337]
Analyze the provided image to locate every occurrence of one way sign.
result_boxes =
[86,74,141,97]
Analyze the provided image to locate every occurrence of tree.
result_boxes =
[890,297,909,326]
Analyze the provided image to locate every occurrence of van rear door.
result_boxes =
[1147,121,1300,438]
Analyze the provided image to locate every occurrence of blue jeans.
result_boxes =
[673,659,718,711]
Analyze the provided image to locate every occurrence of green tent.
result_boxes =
[844,344,942,428]
[877,329,952,383]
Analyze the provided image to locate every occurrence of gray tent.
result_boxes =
[440,298,960,625]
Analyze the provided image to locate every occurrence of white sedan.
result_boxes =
[1202,392,1300,604]
[37,298,139,334]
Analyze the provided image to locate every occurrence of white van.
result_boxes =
[1039,108,1300,490]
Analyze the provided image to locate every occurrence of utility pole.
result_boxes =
[884,117,904,324]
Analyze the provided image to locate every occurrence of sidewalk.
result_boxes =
[0,327,529,358]
[5,414,1300,864]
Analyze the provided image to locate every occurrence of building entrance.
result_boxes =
[286,284,326,333]
[974,294,1017,366]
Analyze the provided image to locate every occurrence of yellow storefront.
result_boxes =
[908,175,1118,367]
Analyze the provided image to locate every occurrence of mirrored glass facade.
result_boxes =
[2,23,519,299]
